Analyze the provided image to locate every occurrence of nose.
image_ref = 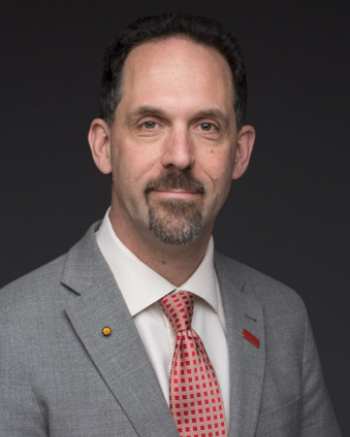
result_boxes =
[161,126,195,170]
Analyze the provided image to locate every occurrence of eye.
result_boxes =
[198,122,217,132]
[141,120,158,129]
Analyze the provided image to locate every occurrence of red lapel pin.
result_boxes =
[243,328,260,348]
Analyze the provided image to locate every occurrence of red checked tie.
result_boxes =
[159,291,227,437]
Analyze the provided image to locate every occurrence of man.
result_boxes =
[0,13,341,437]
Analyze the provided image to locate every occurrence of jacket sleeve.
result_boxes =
[299,306,342,436]
[0,285,48,437]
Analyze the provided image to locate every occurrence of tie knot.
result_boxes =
[159,291,195,333]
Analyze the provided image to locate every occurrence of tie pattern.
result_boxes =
[159,291,227,437]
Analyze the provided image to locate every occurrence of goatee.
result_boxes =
[145,170,205,245]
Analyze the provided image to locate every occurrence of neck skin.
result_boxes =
[108,205,213,287]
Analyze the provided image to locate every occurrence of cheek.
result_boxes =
[112,145,160,190]
[201,149,235,187]
[202,160,235,212]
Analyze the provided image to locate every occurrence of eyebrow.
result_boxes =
[127,106,232,131]
[127,106,167,123]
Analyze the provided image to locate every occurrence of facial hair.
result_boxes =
[145,170,205,245]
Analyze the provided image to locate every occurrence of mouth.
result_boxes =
[151,189,201,200]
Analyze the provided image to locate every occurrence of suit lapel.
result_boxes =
[61,223,179,437]
[215,253,265,437]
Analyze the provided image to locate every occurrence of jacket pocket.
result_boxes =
[255,397,300,436]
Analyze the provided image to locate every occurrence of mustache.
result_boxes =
[145,170,205,195]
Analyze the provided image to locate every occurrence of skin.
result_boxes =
[88,37,255,286]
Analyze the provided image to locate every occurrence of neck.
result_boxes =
[108,209,212,287]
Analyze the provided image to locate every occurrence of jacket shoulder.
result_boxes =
[215,251,306,316]
[0,255,66,307]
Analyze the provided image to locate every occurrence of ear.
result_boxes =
[232,125,256,180]
[88,118,112,174]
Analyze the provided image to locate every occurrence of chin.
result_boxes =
[148,200,204,246]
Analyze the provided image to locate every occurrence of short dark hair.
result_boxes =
[99,13,247,129]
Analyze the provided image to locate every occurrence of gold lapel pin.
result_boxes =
[102,326,112,336]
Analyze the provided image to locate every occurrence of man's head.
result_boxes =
[89,14,255,250]
[99,13,247,131]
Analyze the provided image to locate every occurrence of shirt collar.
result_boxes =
[95,209,218,317]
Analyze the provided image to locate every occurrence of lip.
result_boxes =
[151,189,200,199]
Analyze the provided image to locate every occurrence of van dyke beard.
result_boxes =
[145,170,205,245]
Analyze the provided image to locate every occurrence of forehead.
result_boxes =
[119,37,234,113]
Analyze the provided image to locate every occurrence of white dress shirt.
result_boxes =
[96,209,230,426]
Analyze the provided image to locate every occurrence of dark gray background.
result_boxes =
[1,0,349,434]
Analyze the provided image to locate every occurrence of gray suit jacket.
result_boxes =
[0,222,341,437]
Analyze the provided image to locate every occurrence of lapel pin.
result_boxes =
[102,326,112,336]
[243,328,260,348]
